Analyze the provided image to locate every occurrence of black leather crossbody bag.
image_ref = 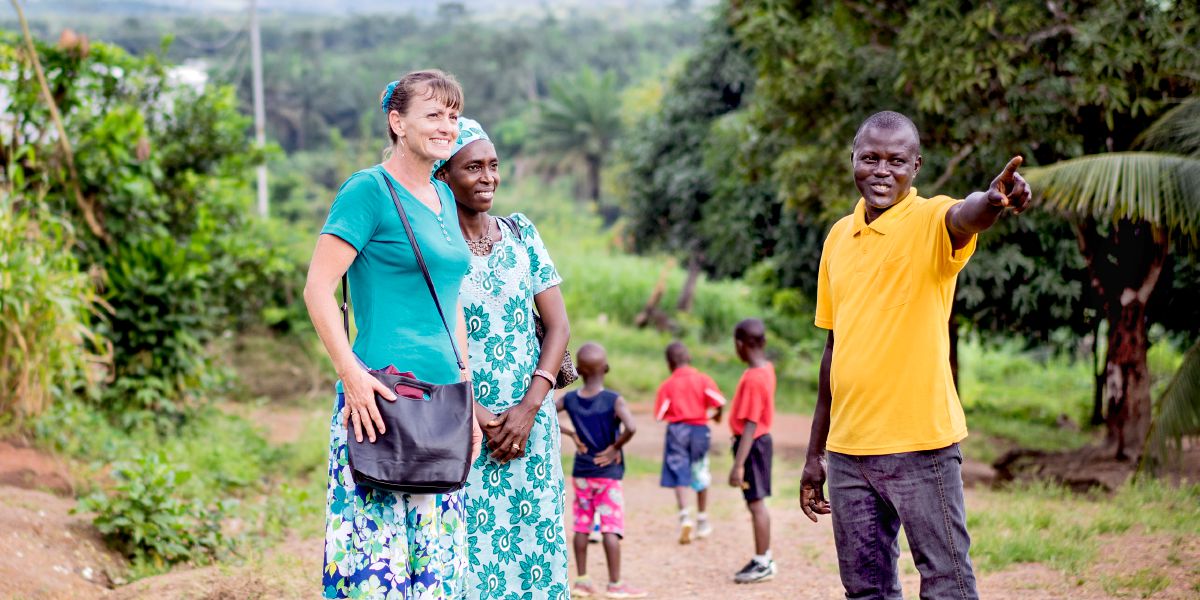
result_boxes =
[339,170,474,495]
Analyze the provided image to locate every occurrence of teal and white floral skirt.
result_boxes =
[323,393,468,600]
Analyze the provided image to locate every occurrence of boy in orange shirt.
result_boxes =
[727,318,775,584]
[653,341,725,544]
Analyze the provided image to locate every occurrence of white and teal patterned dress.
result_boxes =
[460,213,570,600]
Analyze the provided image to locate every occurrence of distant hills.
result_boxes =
[4,0,708,18]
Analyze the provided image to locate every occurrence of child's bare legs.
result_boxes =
[698,487,708,513]
[574,532,590,577]
[673,486,691,511]
[602,533,621,583]
[747,498,771,555]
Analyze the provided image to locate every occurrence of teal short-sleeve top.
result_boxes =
[321,165,471,386]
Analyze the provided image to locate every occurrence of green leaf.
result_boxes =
[1026,152,1200,239]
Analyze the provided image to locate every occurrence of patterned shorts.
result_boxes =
[571,478,625,536]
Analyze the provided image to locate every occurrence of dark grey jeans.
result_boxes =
[828,444,978,600]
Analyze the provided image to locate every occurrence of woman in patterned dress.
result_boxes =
[304,71,481,600]
[434,118,572,600]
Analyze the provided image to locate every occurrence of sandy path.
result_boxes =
[8,401,1194,599]
[577,404,1076,599]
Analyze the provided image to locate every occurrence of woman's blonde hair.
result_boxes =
[381,70,464,145]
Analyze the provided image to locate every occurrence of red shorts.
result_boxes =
[572,477,625,537]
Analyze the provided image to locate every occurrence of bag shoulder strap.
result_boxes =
[499,215,522,241]
[340,169,465,373]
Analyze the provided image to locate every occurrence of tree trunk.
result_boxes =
[677,252,702,313]
[1103,300,1154,461]
[586,154,602,206]
[1077,219,1168,461]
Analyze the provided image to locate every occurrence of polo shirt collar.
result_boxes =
[852,187,919,236]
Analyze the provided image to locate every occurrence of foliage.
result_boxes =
[79,452,229,569]
[623,9,756,261]
[1030,152,1200,238]
[492,177,821,410]
[0,209,105,420]
[33,11,704,155]
[955,339,1096,462]
[0,32,302,424]
[1145,340,1200,465]
[729,0,1200,345]
[1023,95,1200,456]
[535,67,623,204]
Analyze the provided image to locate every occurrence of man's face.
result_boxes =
[852,126,922,211]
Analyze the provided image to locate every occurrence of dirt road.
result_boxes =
[1,403,1194,599]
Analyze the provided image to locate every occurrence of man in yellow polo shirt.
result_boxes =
[800,111,1030,600]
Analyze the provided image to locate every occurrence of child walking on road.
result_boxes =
[654,341,725,544]
[727,319,776,584]
[558,343,648,599]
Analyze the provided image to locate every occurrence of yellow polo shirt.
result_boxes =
[814,188,977,455]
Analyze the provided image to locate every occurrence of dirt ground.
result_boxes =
[1,403,1197,599]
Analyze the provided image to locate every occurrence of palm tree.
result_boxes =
[1026,98,1200,461]
[535,68,622,205]
[1144,339,1200,468]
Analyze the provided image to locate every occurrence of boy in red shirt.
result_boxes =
[653,341,725,544]
[728,318,776,584]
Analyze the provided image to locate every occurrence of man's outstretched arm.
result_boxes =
[946,156,1032,249]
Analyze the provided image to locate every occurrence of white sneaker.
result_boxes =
[696,519,713,539]
[679,519,694,544]
[734,558,777,584]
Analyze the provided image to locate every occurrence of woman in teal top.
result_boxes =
[434,119,571,600]
[304,70,480,600]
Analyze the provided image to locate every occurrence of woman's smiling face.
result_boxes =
[441,139,500,213]
[391,85,460,162]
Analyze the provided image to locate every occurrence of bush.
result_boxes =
[79,452,229,569]
[1,33,306,426]
[0,210,104,420]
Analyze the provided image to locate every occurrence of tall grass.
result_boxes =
[0,210,106,421]
[493,177,820,409]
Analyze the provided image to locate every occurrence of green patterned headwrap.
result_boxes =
[432,117,490,175]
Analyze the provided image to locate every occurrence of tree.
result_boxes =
[1028,98,1200,459]
[623,10,757,311]
[1145,339,1200,468]
[730,0,1200,453]
[535,67,622,205]
[1,31,297,425]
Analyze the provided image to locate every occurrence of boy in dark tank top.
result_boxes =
[556,343,646,599]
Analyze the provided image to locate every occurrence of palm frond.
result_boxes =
[1145,339,1200,462]
[1135,98,1200,158]
[536,68,622,157]
[1025,152,1200,238]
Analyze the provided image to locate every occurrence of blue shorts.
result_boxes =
[660,422,711,490]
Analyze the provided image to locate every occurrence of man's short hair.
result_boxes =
[665,341,690,367]
[735,318,766,348]
[853,110,921,153]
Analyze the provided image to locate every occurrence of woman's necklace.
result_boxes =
[463,216,494,257]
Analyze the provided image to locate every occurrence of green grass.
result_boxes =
[967,480,1200,574]
[492,178,819,412]
[1100,569,1172,598]
[957,339,1098,462]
